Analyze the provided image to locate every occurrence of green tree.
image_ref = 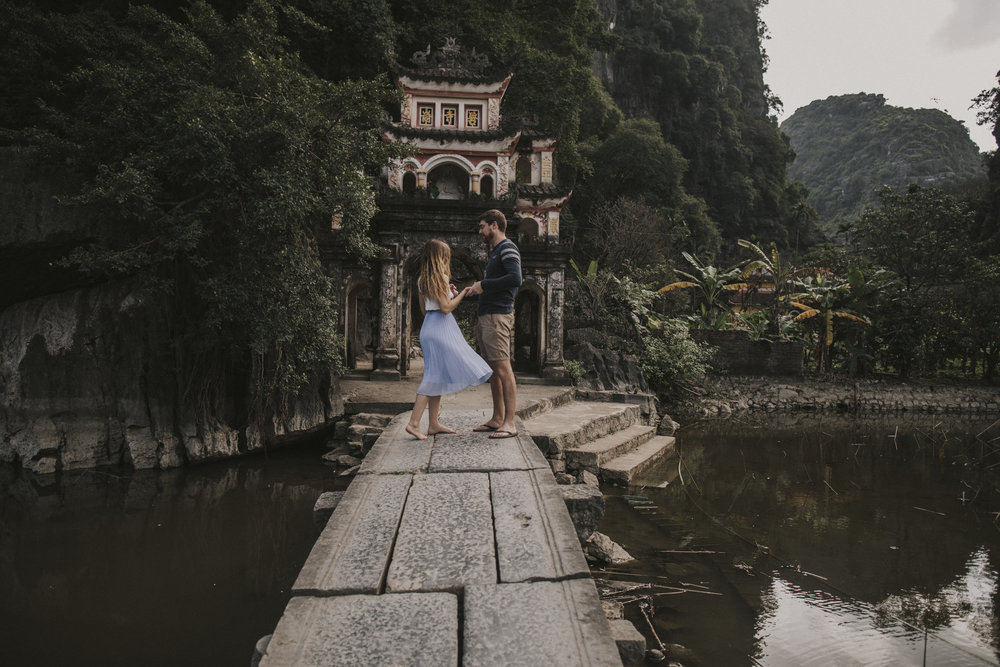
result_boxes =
[972,69,1000,250]
[11,1,405,423]
[846,185,977,377]
[959,257,1000,383]
[847,185,975,291]
[576,118,719,257]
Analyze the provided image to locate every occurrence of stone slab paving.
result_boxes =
[356,414,432,475]
[260,592,458,666]
[265,407,623,665]
[386,471,497,593]
[360,411,549,475]
[491,469,590,582]
[292,473,412,596]
[464,580,623,666]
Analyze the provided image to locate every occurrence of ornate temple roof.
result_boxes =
[392,37,508,84]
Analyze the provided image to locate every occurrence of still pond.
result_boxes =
[597,414,1000,666]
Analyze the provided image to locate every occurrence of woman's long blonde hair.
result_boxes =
[419,239,451,304]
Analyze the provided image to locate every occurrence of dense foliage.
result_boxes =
[3,0,405,422]
[782,93,987,233]
[581,0,810,253]
[5,0,999,411]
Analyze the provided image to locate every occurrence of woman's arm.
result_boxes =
[438,286,471,315]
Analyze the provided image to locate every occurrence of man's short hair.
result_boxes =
[479,209,507,232]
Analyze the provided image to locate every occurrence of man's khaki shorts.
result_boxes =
[474,312,514,362]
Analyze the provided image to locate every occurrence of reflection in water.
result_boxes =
[0,441,346,667]
[597,415,1000,666]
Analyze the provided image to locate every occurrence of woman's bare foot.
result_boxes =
[405,424,427,440]
[427,424,456,435]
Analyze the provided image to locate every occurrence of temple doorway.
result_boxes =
[345,280,376,370]
[513,286,544,374]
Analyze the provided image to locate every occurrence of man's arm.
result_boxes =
[479,242,522,293]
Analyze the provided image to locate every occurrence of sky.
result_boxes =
[759,0,1000,152]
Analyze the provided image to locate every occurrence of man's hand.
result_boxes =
[467,281,484,295]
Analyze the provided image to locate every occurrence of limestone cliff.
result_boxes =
[0,149,343,473]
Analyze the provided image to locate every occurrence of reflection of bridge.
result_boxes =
[257,409,624,665]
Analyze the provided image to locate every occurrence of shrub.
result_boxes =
[641,320,715,396]
[564,359,585,386]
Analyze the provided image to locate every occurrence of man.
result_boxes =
[467,209,522,439]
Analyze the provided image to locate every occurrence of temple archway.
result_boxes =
[427,163,469,200]
[402,171,416,196]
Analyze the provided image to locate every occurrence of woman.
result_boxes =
[406,239,493,440]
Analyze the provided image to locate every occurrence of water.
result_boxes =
[0,440,347,667]
[597,415,1000,666]
[4,415,1000,665]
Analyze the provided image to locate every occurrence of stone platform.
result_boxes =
[259,410,623,666]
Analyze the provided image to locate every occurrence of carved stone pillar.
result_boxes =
[542,268,566,378]
[372,244,402,380]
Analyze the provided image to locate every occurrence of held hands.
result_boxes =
[441,285,472,314]
[467,281,484,296]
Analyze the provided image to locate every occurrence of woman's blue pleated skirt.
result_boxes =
[417,311,493,396]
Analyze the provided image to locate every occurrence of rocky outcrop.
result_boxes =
[565,341,650,393]
[0,282,342,474]
[1,148,344,474]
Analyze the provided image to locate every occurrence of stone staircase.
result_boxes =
[522,395,676,485]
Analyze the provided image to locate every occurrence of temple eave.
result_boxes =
[384,134,520,154]
[515,195,572,210]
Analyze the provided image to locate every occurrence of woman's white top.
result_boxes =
[421,273,449,311]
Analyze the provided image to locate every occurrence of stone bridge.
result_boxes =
[255,409,629,666]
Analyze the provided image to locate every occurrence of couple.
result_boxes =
[405,209,521,441]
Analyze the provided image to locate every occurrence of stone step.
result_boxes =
[600,436,677,486]
[632,455,682,488]
[565,424,658,472]
[522,401,641,458]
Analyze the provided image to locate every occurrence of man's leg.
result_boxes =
[492,358,517,435]
[486,364,505,427]
[474,315,504,430]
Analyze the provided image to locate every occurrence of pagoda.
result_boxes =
[328,39,572,380]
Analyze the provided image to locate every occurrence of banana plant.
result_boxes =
[659,252,748,329]
[737,239,818,338]
[792,272,870,372]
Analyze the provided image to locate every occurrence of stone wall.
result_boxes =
[691,330,803,377]
[675,375,1000,418]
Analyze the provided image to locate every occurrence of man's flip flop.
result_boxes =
[473,424,498,432]
[489,430,518,439]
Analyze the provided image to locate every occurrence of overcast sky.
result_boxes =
[760,0,1000,152]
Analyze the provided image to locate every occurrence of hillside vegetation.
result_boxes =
[781,93,986,232]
